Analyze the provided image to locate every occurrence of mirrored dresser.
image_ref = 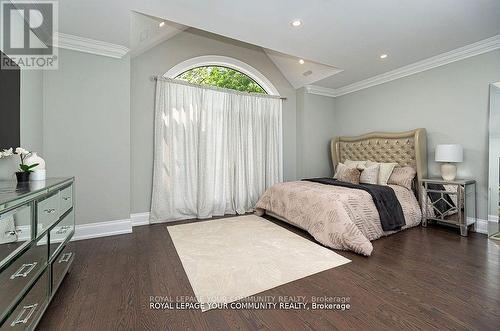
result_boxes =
[0,178,75,330]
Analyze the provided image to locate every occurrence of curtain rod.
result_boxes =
[150,75,287,100]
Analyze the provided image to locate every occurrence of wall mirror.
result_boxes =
[0,66,43,180]
[488,82,500,240]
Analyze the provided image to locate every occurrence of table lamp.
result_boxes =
[435,144,463,181]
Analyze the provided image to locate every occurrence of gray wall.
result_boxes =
[43,49,131,224]
[334,50,500,220]
[5,28,496,226]
[130,29,297,213]
[296,88,336,178]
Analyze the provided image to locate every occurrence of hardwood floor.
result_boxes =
[37,217,500,330]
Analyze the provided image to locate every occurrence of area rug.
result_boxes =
[167,214,351,311]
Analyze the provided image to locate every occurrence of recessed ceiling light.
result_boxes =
[298,59,305,64]
[380,54,388,59]
[159,21,165,27]
[291,19,302,27]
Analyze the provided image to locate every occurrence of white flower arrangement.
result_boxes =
[0,148,14,158]
[0,147,39,173]
[15,147,29,155]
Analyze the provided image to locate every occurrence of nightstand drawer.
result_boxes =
[0,235,47,322]
[36,193,60,234]
[59,185,73,215]
[49,210,74,258]
[0,270,49,330]
[52,242,75,292]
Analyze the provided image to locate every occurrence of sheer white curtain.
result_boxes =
[150,79,282,223]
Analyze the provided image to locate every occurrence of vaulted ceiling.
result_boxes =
[51,0,500,89]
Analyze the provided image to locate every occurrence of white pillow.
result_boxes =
[360,164,379,185]
[366,160,398,185]
[333,163,346,179]
[344,159,368,169]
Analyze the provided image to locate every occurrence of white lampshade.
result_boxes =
[435,144,463,163]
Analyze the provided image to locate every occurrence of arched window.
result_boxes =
[164,55,279,95]
[176,66,266,94]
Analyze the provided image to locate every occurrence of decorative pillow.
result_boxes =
[337,168,361,185]
[333,162,358,179]
[360,164,379,185]
[366,160,398,185]
[333,163,347,179]
[388,166,416,190]
[344,159,368,169]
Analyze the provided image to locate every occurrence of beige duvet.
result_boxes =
[255,181,422,256]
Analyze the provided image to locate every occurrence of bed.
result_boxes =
[255,129,428,256]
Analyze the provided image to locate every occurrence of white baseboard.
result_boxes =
[464,217,490,234]
[474,218,489,235]
[72,218,132,241]
[11,213,492,243]
[72,212,150,241]
[69,215,490,240]
[131,212,150,227]
[12,214,147,243]
[14,218,133,242]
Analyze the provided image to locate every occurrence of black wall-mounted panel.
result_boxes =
[0,51,21,149]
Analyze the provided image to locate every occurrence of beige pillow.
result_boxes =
[337,168,361,185]
[388,166,416,190]
[366,160,398,185]
[344,159,368,169]
[333,162,358,179]
[360,164,379,185]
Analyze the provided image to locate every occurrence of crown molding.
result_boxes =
[304,85,338,98]
[305,34,500,98]
[55,33,130,59]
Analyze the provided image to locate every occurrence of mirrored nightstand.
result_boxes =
[422,178,477,236]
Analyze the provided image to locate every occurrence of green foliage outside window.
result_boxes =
[177,66,266,94]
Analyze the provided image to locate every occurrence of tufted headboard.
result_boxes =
[331,129,427,205]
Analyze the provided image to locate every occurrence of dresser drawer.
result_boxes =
[36,193,60,234]
[49,210,74,259]
[52,242,74,292]
[0,204,33,267]
[59,185,73,215]
[0,270,49,331]
[0,235,47,322]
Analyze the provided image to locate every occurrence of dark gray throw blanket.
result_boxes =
[303,178,406,231]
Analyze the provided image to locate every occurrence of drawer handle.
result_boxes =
[43,208,56,214]
[55,226,71,235]
[59,252,73,263]
[10,262,38,279]
[62,196,71,201]
[11,303,38,326]
[5,229,22,236]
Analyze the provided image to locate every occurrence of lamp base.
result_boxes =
[440,163,457,181]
